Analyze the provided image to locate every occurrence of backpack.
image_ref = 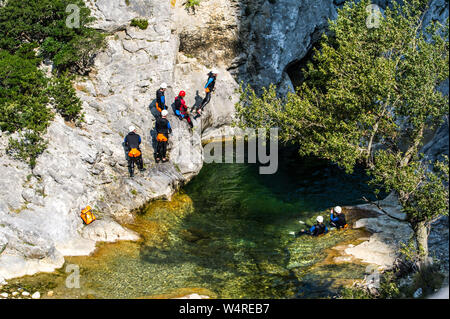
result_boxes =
[80,206,96,225]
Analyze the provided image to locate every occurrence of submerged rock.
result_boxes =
[81,219,140,243]
[180,228,210,243]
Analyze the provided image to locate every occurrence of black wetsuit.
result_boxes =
[124,132,144,175]
[155,117,172,160]
[297,222,329,237]
[330,213,347,229]
[198,72,216,112]
[311,223,328,236]
[156,89,166,112]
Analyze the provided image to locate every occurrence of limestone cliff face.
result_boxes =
[0,0,238,281]
[0,0,448,282]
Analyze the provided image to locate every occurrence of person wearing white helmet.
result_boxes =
[124,126,145,177]
[308,215,328,236]
[291,215,328,237]
[194,69,219,118]
[156,82,168,113]
[330,205,348,229]
[155,109,172,163]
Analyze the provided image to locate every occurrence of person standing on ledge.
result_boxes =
[194,69,218,118]
[156,82,168,114]
[330,206,348,230]
[175,90,193,128]
[155,110,172,163]
[124,126,146,177]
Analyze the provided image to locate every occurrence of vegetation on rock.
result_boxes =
[184,0,201,12]
[130,18,149,30]
[0,0,104,167]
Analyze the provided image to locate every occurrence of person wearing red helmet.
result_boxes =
[174,91,193,128]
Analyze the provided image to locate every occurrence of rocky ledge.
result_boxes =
[325,193,449,295]
[344,193,448,275]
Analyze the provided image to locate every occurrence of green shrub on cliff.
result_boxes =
[0,0,104,167]
[0,0,105,74]
[236,0,449,268]
[185,0,201,8]
[49,73,83,121]
[130,18,149,30]
[0,50,53,134]
[184,0,201,12]
[7,132,49,169]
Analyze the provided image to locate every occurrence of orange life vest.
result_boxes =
[128,148,141,158]
[157,133,168,142]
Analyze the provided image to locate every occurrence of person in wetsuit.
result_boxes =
[330,206,347,229]
[155,110,172,163]
[174,91,193,128]
[124,126,145,177]
[291,215,329,237]
[194,69,218,118]
[155,82,168,114]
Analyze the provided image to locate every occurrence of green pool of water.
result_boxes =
[6,150,377,299]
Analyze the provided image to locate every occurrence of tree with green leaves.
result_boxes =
[236,0,449,268]
[0,0,104,167]
[0,0,104,74]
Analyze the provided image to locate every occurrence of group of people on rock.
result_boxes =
[290,206,348,237]
[123,69,218,177]
[124,69,348,240]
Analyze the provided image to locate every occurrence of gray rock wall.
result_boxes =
[0,0,237,280]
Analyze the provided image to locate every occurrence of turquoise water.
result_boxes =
[6,149,376,299]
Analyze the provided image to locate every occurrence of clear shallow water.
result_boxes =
[7,150,378,299]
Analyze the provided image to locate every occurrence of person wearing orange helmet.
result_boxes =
[174,90,193,128]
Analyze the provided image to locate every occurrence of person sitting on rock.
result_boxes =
[156,82,168,114]
[194,69,218,118]
[174,91,193,128]
[155,110,172,163]
[330,206,348,230]
[124,125,145,177]
[290,216,329,237]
